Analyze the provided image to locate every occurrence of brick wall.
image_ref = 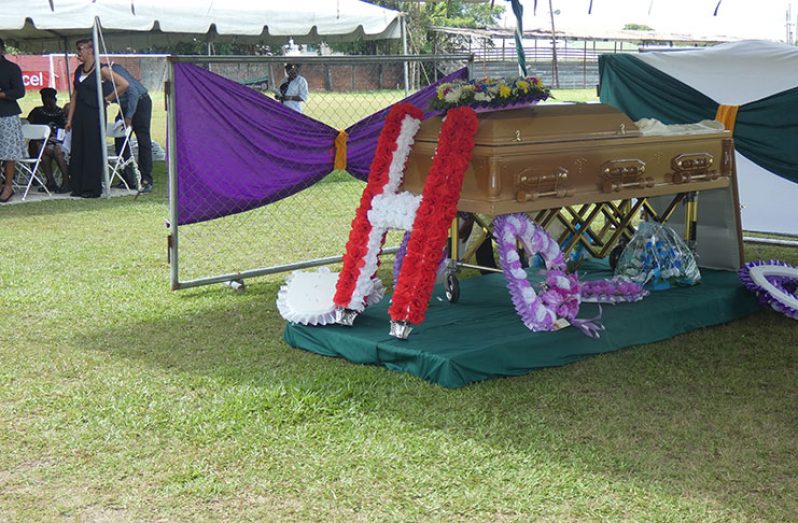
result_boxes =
[15,55,408,93]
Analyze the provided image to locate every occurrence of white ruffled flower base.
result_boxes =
[277,267,385,325]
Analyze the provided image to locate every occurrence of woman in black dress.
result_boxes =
[0,37,26,203]
[65,38,128,198]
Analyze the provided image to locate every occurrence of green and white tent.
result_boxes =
[599,40,798,235]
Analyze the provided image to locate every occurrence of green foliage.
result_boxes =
[333,1,505,55]
[623,23,655,31]
[0,42,21,54]
[146,41,280,55]
[423,0,501,28]
[326,39,402,56]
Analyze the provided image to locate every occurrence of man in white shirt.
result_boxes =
[276,63,309,113]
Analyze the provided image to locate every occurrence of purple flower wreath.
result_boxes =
[739,260,798,320]
[493,213,647,336]
[581,279,648,304]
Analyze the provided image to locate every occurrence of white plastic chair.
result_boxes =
[107,122,141,191]
[15,124,51,201]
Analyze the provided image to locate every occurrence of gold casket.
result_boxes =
[404,103,734,214]
[402,103,743,268]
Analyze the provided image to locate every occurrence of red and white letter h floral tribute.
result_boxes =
[333,103,479,338]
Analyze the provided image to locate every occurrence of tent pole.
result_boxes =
[92,19,111,198]
[63,37,72,97]
[48,54,54,89]
[167,57,180,290]
[401,14,409,96]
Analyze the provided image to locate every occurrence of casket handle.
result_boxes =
[670,152,719,184]
[600,159,652,193]
[516,167,572,202]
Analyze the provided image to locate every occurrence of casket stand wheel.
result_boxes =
[445,271,460,303]
[445,218,462,303]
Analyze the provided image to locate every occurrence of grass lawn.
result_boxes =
[2,90,797,521]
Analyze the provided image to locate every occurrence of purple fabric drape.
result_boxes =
[174,63,469,225]
[343,67,469,180]
[174,63,338,225]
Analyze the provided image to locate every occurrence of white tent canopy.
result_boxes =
[0,0,403,51]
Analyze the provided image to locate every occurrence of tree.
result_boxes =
[330,0,504,87]
[146,41,279,56]
[334,1,504,88]
[337,1,505,55]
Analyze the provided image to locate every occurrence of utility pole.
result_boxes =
[548,0,560,87]
[787,3,795,45]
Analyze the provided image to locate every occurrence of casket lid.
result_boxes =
[416,102,642,146]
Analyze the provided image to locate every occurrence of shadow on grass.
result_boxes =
[0,169,168,220]
[78,275,798,520]
[0,191,163,218]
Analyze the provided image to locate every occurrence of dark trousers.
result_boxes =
[115,93,153,186]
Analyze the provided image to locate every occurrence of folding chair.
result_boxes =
[107,122,141,191]
[15,124,51,201]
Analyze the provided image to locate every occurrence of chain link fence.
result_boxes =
[167,54,473,290]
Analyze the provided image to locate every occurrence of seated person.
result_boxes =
[27,87,70,193]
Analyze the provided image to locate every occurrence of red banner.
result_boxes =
[22,70,51,89]
[7,55,73,92]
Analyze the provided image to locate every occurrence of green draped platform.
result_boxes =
[283,264,759,388]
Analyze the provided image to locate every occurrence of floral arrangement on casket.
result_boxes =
[430,76,551,113]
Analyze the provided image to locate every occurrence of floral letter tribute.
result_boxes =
[493,213,580,331]
[493,213,648,336]
[332,103,479,337]
[388,107,479,328]
[333,104,424,321]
